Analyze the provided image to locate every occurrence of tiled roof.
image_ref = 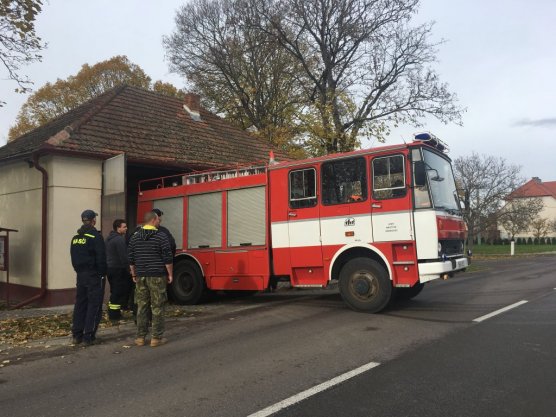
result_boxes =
[509,178,556,199]
[0,85,285,168]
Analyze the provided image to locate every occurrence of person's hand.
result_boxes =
[167,275,173,284]
[132,275,137,283]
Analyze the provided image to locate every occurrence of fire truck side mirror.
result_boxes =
[414,161,427,187]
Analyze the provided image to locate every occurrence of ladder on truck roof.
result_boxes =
[185,165,267,184]
[138,164,267,192]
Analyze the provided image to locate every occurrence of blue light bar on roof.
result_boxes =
[414,132,449,153]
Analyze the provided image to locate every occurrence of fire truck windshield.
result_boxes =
[413,148,460,213]
[422,149,460,212]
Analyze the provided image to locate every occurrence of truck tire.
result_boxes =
[339,257,392,313]
[169,259,205,305]
[396,283,425,300]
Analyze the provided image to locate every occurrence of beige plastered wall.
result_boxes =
[0,160,43,287]
[499,195,556,239]
[0,155,103,290]
[46,155,102,289]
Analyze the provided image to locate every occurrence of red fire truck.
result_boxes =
[137,133,468,313]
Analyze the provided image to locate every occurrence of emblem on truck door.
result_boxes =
[344,218,355,227]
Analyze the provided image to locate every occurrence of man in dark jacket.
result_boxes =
[106,219,131,321]
[128,211,173,347]
[70,209,107,346]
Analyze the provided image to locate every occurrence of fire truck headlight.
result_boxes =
[438,242,442,254]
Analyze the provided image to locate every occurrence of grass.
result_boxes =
[471,244,556,256]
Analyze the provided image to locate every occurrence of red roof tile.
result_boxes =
[509,178,556,199]
[0,85,287,168]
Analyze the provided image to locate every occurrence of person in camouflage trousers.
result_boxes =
[128,211,173,347]
[134,277,168,338]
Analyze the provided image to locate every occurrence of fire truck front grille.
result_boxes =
[439,239,464,256]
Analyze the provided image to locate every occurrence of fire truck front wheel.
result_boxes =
[339,257,392,313]
[169,260,205,305]
[395,283,425,300]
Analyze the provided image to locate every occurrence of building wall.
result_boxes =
[46,155,103,290]
[0,160,43,287]
[0,155,103,303]
[539,196,556,224]
[499,195,556,239]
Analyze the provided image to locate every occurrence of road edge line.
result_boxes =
[247,361,381,417]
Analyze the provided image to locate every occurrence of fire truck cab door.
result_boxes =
[287,167,323,272]
[370,154,413,242]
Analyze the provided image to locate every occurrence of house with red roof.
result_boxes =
[0,86,285,306]
[500,177,556,240]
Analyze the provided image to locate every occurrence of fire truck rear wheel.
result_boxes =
[169,259,205,305]
[339,257,392,313]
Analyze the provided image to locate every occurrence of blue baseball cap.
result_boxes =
[81,209,98,220]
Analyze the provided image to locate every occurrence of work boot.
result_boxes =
[83,338,100,347]
[71,337,82,345]
[135,337,146,346]
[150,337,167,347]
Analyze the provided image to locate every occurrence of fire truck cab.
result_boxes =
[137,133,468,313]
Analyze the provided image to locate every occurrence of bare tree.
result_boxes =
[0,0,46,104]
[499,196,543,240]
[454,153,523,250]
[165,0,464,155]
[251,0,464,153]
[550,219,556,234]
[530,217,549,241]
[164,0,306,155]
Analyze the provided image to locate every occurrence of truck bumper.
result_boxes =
[418,257,469,283]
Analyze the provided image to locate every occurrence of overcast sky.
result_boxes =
[1,0,555,181]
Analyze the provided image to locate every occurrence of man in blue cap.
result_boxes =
[70,209,107,346]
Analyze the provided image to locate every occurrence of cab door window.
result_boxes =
[321,157,367,205]
[372,155,406,199]
[289,168,317,208]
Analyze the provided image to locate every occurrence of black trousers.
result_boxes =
[72,270,105,342]
[107,267,132,320]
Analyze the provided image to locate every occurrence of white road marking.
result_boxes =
[472,300,528,323]
[247,361,381,417]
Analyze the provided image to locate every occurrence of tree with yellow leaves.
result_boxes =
[1,0,46,105]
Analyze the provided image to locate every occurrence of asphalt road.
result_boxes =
[0,255,555,417]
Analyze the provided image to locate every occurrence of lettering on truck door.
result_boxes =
[370,154,413,242]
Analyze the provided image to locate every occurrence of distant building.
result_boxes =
[0,86,284,306]
[499,177,556,240]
